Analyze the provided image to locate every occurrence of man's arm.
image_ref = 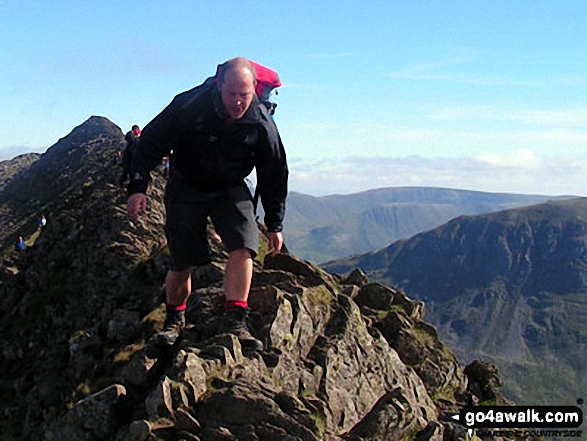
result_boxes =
[267,231,283,256]
[127,193,147,221]
[256,116,289,234]
[126,99,183,221]
[127,97,183,197]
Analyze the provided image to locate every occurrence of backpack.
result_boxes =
[215,60,282,116]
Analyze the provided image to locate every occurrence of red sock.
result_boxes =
[166,303,187,311]
[224,300,248,310]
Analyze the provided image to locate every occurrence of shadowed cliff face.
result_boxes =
[0,117,506,441]
[0,152,40,192]
[324,199,587,405]
[0,116,125,255]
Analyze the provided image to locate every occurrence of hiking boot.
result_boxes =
[154,308,186,347]
[222,306,264,352]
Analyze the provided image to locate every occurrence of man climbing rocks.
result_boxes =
[126,57,288,353]
[120,125,141,186]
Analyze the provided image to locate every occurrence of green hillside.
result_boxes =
[276,188,575,263]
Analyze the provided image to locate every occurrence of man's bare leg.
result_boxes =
[166,268,192,306]
[222,248,262,350]
[152,268,192,349]
[223,248,253,303]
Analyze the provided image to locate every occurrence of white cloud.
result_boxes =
[519,130,587,143]
[389,72,540,87]
[288,153,587,197]
[388,48,478,78]
[387,49,541,86]
[477,149,543,169]
[511,109,587,128]
[418,105,587,129]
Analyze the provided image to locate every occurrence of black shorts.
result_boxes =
[164,178,259,271]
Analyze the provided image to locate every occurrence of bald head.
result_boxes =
[218,57,257,121]
[217,57,257,84]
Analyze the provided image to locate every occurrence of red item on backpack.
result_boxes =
[249,60,282,102]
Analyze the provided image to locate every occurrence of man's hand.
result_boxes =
[127,193,147,221]
[267,232,283,257]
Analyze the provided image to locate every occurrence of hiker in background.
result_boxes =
[39,215,47,230]
[120,125,141,186]
[127,124,141,142]
[127,57,288,354]
[162,156,170,178]
[15,236,26,252]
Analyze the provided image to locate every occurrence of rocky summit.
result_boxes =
[1,116,509,440]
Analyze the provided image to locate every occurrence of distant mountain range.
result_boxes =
[323,198,587,405]
[277,189,576,263]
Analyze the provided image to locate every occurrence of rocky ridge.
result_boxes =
[0,152,40,192]
[1,116,509,440]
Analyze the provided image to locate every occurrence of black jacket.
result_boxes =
[120,131,139,180]
[128,78,288,232]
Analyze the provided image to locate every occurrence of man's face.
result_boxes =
[219,68,256,121]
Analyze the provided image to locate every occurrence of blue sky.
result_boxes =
[1,1,586,196]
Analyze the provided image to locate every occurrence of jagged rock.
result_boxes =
[109,259,443,439]
[355,282,424,320]
[107,309,141,341]
[69,328,103,379]
[354,282,397,310]
[147,418,175,439]
[176,432,200,441]
[191,262,225,290]
[196,379,319,440]
[342,389,441,441]
[343,268,369,287]
[464,359,511,405]
[172,350,208,403]
[265,252,338,291]
[390,316,465,399]
[145,378,173,418]
[126,420,152,441]
[353,284,467,403]
[341,284,360,299]
[308,295,436,435]
[415,421,443,441]
[116,350,156,389]
[175,407,201,433]
[45,384,126,441]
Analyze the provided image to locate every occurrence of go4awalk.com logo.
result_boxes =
[452,404,584,438]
